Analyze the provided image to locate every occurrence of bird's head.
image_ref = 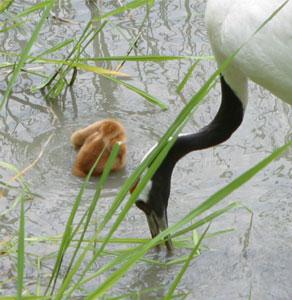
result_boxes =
[131,172,174,251]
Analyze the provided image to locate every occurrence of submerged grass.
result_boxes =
[0,0,291,299]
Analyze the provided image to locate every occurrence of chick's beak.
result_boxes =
[136,200,174,251]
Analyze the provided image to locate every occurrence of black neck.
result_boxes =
[142,75,245,218]
[153,75,244,180]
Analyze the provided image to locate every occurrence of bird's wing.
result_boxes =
[220,0,292,103]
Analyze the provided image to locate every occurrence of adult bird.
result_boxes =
[134,0,292,250]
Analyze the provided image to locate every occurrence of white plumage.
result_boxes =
[206,0,292,106]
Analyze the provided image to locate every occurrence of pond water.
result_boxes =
[0,0,291,299]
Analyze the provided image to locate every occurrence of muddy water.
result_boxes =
[0,0,291,299]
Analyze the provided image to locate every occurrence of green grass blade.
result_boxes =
[79,55,213,62]
[2,297,51,300]
[29,39,74,63]
[16,193,25,300]
[102,75,167,110]
[0,0,55,111]
[0,1,51,29]
[0,0,13,13]
[92,0,154,22]
[176,60,199,93]
[164,224,210,300]
[106,286,164,300]
[0,161,30,193]
[64,249,134,297]
[35,256,42,296]
[0,51,212,63]
[0,62,14,69]
[0,20,27,33]
[73,63,129,77]
[9,1,50,20]
[179,141,291,224]
[172,202,238,238]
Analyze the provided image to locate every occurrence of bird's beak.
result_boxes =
[136,200,174,251]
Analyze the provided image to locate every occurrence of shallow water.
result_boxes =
[0,0,291,299]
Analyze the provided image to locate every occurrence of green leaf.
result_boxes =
[0,0,13,13]
[30,39,74,63]
[102,75,168,110]
[73,63,129,77]
[11,1,50,20]
[16,194,25,300]
[79,55,213,62]
[177,60,199,93]
[172,202,238,238]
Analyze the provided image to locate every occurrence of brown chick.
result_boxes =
[71,119,127,177]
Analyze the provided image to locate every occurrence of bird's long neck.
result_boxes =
[154,75,245,177]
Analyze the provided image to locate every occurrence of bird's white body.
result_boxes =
[205,0,292,107]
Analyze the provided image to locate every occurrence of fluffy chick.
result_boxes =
[71,119,127,177]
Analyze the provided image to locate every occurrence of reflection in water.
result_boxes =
[0,0,291,298]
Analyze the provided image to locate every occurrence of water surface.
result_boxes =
[0,0,291,299]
